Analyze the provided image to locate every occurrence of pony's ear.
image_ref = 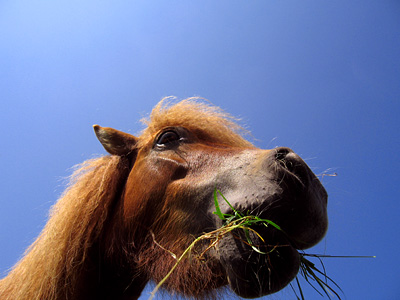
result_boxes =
[93,125,138,156]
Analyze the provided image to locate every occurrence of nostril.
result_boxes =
[274,147,309,186]
[274,147,293,161]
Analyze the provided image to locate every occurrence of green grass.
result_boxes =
[149,189,374,300]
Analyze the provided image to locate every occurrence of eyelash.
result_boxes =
[156,130,180,146]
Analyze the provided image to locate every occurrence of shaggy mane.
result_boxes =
[0,156,130,300]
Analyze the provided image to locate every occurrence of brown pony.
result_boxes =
[0,98,328,300]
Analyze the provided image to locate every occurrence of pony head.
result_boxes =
[94,99,328,298]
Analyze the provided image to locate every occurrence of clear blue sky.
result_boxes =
[1,1,399,299]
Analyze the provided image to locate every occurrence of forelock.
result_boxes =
[137,97,253,148]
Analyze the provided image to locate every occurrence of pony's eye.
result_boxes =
[156,131,180,147]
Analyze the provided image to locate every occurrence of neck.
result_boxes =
[0,235,149,300]
[89,203,150,300]
[74,244,149,300]
[0,156,146,300]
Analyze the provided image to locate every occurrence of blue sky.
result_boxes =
[1,1,399,299]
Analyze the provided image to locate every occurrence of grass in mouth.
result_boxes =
[149,189,374,300]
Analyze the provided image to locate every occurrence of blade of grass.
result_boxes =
[303,254,376,259]
[149,234,206,300]
[243,227,267,255]
[300,256,342,300]
[256,217,282,231]
[294,276,305,300]
[217,189,244,218]
[213,188,226,221]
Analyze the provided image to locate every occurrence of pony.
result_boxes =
[0,98,328,299]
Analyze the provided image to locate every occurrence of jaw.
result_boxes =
[217,228,300,298]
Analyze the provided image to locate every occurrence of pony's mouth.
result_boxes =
[217,224,300,299]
